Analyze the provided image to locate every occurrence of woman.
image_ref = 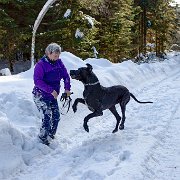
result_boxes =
[32,43,71,145]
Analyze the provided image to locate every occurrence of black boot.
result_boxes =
[38,135,50,146]
[49,134,55,139]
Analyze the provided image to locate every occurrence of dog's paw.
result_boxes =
[112,128,118,133]
[83,124,89,132]
[72,104,77,113]
[119,124,124,130]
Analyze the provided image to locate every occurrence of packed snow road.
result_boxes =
[140,70,180,180]
[9,66,180,180]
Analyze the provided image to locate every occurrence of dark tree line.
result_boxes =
[0,0,177,71]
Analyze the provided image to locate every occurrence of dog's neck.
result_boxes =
[83,72,100,87]
[84,81,100,86]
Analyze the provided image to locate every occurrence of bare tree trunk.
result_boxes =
[143,7,147,54]
[31,0,57,68]
[155,30,158,56]
[141,12,144,54]
[9,59,14,73]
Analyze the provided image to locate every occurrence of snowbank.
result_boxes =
[0,68,11,76]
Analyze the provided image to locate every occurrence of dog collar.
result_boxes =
[84,81,100,86]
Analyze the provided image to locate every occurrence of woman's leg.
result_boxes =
[33,95,51,143]
[49,99,60,138]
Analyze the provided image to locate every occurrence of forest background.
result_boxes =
[0,0,179,73]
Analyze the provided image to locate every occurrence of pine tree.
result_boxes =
[97,0,134,62]
[0,0,46,70]
[152,0,176,56]
[43,0,100,59]
[133,0,176,57]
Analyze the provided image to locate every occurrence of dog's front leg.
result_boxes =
[83,111,103,132]
[72,98,85,113]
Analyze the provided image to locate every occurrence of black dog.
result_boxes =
[70,64,153,133]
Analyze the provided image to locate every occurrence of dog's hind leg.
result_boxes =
[119,104,126,130]
[83,111,103,132]
[119,95,130,130]
[109,106,121,133]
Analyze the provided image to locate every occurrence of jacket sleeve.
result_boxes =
[33,63,54,93]
[60,60,71,91]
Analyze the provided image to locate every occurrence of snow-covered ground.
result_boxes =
[0,52,180,180]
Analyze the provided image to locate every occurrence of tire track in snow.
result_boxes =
[140,100,180,180]
[139,70,180,180]
[103,69,180,179]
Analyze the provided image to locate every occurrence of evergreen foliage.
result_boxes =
[97,0,134,62]
[0,0,178,70]
[133,0,176,57]
[0,0,46,70]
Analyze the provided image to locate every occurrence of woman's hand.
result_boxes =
[65,90,71,97]
[51,90,58,99]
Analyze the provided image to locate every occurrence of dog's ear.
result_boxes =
[86,63,93,72]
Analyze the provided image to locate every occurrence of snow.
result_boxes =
[0,68,11,76]
[64,9,71,18]
[146,43,155,48]
[173,0,180,4]
[92,46,98,58]
[75,28,84,38]
[0,51,180,180]
[84,15,95,27]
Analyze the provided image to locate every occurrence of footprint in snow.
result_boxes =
[119,150,131,161]
[80,170,105,180]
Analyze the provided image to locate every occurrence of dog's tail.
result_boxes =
[130,93,153,104]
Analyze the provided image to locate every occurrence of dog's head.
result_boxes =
[70,63,93,82]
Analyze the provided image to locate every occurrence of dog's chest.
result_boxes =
[85,101,94,111]
[83,92,95,111]
[83,91,104,112]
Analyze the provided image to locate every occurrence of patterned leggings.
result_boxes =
[33,95,60,140]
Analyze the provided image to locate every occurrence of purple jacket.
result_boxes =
[32,56,71,100]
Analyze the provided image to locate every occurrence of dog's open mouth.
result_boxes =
[70,70,80,80]
[70,75,76,79]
